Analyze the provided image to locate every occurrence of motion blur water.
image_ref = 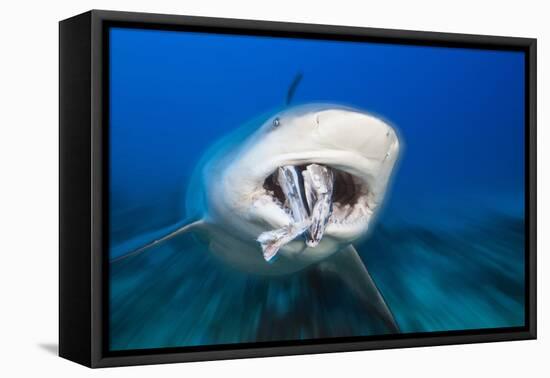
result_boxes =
[109,27,525,350]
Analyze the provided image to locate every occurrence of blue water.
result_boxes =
[109,27,525,351]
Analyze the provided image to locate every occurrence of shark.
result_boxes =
[112,79,401,333]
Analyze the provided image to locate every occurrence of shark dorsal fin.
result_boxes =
[286,72,303,105]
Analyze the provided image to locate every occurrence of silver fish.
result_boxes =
[303,164,334,247]
[277,165,309,223]
[257,220,310,262]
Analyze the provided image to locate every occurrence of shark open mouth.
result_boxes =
[258,164,372,261]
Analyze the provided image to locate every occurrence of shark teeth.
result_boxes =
[257,164,334,261]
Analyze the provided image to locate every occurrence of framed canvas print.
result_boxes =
[59,10,536,368]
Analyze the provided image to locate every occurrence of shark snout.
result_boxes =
[316,109,397,160]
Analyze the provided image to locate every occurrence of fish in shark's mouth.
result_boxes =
[258,163,372,261]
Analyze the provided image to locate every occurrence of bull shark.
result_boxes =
[112,79,401,332]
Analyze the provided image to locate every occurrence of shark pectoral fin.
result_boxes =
[317,245,400,333]
[110,219,208,264]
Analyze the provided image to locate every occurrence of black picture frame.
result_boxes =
[59,9,537,368]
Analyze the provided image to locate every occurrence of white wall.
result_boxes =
[0,0,546,376]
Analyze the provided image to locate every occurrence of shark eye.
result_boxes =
[272,118,280,129]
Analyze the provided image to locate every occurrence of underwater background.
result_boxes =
[108,27,525,351]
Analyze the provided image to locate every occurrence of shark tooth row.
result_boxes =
[257,164,334,261]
